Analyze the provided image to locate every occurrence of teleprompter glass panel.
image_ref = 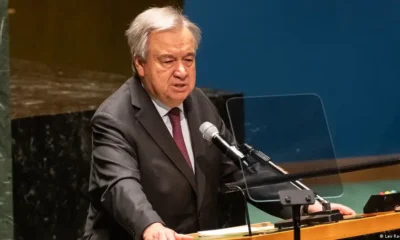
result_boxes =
[225,94,343,202]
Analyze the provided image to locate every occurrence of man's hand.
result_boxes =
[307,202,356,216]
[143,223,194,240]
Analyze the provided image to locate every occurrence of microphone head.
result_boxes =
[199,121,219,142]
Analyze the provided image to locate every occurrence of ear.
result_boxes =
[134,56,145,77]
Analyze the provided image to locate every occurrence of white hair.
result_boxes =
[125,6,202,75]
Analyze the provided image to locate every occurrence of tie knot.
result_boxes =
[168,107,181,126]
[168,107,181,117]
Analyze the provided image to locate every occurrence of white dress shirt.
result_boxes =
[151,98,195,173]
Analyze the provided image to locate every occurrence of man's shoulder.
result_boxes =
[189,87,212,105]
[188,87,222,119]
[92,78,133,121]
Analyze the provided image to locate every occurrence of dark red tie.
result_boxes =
[168,107,193,170]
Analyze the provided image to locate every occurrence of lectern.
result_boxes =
[192,211,400,240]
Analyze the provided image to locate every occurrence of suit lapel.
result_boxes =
[129,77,197,194]
[184,94,207,211]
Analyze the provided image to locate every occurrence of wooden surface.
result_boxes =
[192,211,400,240]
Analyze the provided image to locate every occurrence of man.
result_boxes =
[83,6,355,240]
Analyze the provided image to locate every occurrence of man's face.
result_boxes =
[135,27,196,107]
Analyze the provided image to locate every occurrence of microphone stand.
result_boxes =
[241,143,336,210]
[239,144,344,240]
[232,145,400,240]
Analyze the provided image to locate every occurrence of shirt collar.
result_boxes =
[141,82,184,117]
[151,97,184,118]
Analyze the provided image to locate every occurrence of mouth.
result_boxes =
[172,84,188,92]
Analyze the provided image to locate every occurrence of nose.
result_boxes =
[173,61,188,80]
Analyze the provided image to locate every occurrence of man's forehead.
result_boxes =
[148,29,195,49]
[149,44,196,57]
[154,48,195,55]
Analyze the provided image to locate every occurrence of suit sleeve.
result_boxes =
[88,112,164,239]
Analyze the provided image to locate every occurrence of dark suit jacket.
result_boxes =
[83,77,294,240]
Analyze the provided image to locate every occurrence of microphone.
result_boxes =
[199,122,255,174]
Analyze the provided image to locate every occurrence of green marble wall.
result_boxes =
[0,0,13,239]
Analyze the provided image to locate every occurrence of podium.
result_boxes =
[191,211,400,240]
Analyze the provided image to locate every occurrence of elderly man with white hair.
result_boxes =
[82,6,355,240]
